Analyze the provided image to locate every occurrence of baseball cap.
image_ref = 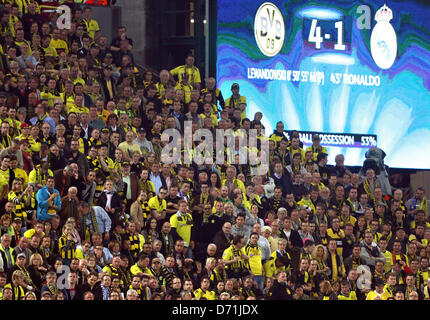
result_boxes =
[138,127,146,134]
[377,201,386,207]
[101,128,110,134]
[122,161,130,167]
[17,253,26,259]
[261,226,272,234]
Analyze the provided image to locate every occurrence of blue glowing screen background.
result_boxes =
[216,0,430,169]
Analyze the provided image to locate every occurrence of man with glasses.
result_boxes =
[149,257,166,291]
[166,276,182,299]
[148,187,168,223]
[109,290,121,300]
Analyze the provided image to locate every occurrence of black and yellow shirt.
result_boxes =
[87,156,102,171]
[4,283,25,300]
[127,232,140,260]
[0,134,11,149]
[148,196,167,213]
[222,245,248,272]
[130,262,154,277]
[139,180,155,199]
[194,288,216,300]
[58,233,77,260]
[8,191,27,220]
[41,89,63,108]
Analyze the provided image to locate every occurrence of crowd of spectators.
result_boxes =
[0,0,429,301]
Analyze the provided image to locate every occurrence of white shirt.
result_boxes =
[105,192,113,209]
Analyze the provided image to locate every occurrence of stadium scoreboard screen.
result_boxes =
[216,0,430,169]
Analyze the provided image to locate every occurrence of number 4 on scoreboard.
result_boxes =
[309,19,323,49]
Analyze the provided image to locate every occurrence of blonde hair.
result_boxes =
[312,244,328,261]
[29,253,43,266]
[224,202,234,210]
[62,222,74,232]
[277,238,287,246]
[319,280,333,296]
[12,270,25,283]
[66,217,76,225]
[11,179,23,190]
[205,257,216,268]
[24,291,37,299]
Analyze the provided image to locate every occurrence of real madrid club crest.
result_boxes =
[370,4,397,69]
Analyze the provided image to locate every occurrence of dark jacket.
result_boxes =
[268,280,293,300]
[97,191,123,224]
[271,173,293,196]
[122,173,140,202]
[100,76,117,102]
[66,151,90,179]
[212,230,233,259]
[76,282,103,300]
[49,152,67,172]
[53,169,72,197]
[58,195,80,224]
[280,229,303,248]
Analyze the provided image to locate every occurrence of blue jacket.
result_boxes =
[36,186,62,221]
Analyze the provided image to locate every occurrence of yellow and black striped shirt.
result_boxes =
[58,233,77,260]
[87,156,102,171]
[128,232,140,260]
[8,191,27,220]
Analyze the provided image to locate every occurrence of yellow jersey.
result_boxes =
[82,18,100,39]
[194,288,216,300]
[170,65,201,87]
[169,212,193,246]
[244,244,263,276]
[148,196,167,213]
[366,290,391,300]
[49,38,69,54]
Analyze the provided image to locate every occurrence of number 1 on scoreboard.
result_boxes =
[334,21,346,51]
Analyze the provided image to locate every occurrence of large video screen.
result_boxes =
[216,0,430,169]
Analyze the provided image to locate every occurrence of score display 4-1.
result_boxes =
[307,19,347,51]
